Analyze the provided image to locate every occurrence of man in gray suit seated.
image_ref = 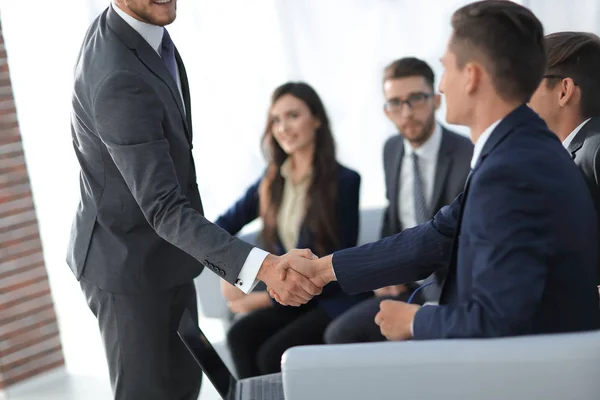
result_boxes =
[325,58,473,344]
[528,31,600,291]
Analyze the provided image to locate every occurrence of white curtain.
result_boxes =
[0,0,594,377]
[526,0,600,33]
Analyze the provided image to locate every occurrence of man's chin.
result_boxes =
[150,15,177,26]
[144,8,177,26]
[402,132,425,143]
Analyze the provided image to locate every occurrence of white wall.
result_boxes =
[1,0,594,378]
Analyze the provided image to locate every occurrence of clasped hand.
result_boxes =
[258,249,335,306]
[260,250,420,341]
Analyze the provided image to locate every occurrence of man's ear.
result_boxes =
[558,78,578,108]
[434,93,441,110]
[464,62,482,96]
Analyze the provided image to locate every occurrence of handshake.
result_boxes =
[255,248,421,341]
[256,249,336,306]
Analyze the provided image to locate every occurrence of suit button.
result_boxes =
[218,269,225,277]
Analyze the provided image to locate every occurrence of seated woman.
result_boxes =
[216,81,371,378]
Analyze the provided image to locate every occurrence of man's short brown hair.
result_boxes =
[383,57,435,90]
[545,31,600,119]
[450,0,545,103]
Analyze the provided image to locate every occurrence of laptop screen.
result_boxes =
[177,309,236,399]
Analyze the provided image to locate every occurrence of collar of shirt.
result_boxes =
[403,123,443,161]
[470,119,501,169]
[111,3,164,55]
[280,159,313,185]
[562,118,591,150]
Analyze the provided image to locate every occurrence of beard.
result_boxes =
[123,0,176,26]
[402,112,436,146]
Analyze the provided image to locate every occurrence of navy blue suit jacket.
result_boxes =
[216,163,371,318]
[333,105,600,339]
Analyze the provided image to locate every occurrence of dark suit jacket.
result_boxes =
[567,117,600,284]
[67,7,253,294]
[333,105,600,339]
[215,164,371,317]
[381,127,473,238]
[381,127,473,290]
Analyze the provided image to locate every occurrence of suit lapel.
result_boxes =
[175,49,193,143]
[438,168,473,303]
[430,129,454,215]
[389,142,404,233]
[106,7,191,141]
[567,119,595,160]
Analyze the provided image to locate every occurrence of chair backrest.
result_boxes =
[358,207,384,245]
[282,330,600,400]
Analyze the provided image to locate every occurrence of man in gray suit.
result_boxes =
[324,58,473,344]
[529,31,600,286]
[67,1,319,398]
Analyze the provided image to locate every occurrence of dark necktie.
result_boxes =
[161,29,178,83]
[412,152,428,224]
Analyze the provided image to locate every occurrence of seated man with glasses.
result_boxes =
[529,31,600,291]
[324,57,473,344]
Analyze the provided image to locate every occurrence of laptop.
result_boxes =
[177,309,285,400]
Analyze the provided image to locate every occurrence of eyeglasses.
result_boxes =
[384,92,433,113]
[543,74,578,86]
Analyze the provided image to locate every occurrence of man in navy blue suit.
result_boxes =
[273,0,600,341]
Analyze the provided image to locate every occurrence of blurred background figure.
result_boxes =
[215,82,371,378]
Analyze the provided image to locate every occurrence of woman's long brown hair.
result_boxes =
[260,82,339,257]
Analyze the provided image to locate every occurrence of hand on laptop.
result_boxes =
[268,253,336,306]
[257,249,322,307]
[374,299,421,341]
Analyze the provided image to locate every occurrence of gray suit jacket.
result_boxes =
[381,127,473,238]
[67,7,253,294]
[567,117,600,284]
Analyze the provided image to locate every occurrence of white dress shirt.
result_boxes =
[398,123,443,229]
[277,159,311,252]
[112,3,266,293]
[562,118,591,150]
[471,119,502,169]
[112,3,184,106]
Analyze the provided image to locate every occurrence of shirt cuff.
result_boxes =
[331,252,338,279]
[234,247,269,294]
[410,320,414,338]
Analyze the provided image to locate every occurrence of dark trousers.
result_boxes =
[227,305,331,379]
[324,290,424,344]
[80,279,202,400]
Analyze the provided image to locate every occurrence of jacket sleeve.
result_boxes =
[93,70,253,284]
[333,193,460,294]
[337,170,361,249]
